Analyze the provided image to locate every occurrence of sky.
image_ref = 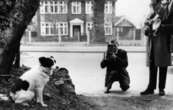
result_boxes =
[116,0,151,28]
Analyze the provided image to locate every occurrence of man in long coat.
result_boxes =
[100,40,130,93]
[141,0,173,96]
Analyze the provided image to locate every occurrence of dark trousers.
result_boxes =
[148,64,168,90]
[105,70,130,90]
[148,47,168,90]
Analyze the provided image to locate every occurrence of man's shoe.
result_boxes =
[104,87,111,94]
[140,89,154,95]
[104,90,110,94]
[105,87,110,94]
[159,90,165,96]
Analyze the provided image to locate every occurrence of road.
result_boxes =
[20,46,173,96]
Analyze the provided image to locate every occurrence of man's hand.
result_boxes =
[144,25,152,36]
[111,53,117,59]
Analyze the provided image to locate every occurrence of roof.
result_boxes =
[113,16,122,23]
[113,16,136,28]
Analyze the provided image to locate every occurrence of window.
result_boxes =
[41,22,68,36]
[59,1,67,14]
[86,22,93,35]
[71,1,81,14]
[40,22,53,36]
[64,23,68,34]
[45,1,50,13]
[50,23,54,35]
[54,1,58,13]
[45,5,48,13]
[55,23,59,34]
[104,1,112,14]
[85,1,93,14]
[117,27,123,33]
[45,24,49,35]
[118,27,134,40]
[40,2,45,14]
[40,1,49,14]
[40,23,46,35]
[50,1,54,13]
[56,22,68,35]
[39,1,51,13]
[40,1,67,14]
[104,23,112,35]
[135,29,141,40]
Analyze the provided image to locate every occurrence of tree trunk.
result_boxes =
[93,0,105,43]
[0,0,40,74]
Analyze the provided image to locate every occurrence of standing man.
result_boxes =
[141,0,173,96]
[100,40,130,93]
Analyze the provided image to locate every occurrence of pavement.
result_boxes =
[20,43,173,97]
[20,43,146,53]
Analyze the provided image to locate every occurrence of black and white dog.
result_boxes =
[9,56,56,107]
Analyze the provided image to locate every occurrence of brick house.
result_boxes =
[23,0,117,42]
[22,0,144,45]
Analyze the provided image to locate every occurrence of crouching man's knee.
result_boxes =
[120,85,129,91]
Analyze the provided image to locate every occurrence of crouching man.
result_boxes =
[101,40,130,93]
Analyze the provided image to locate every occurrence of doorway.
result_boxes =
[73,25,81,41]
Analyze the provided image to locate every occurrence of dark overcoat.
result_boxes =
[145,1,173,66]
[146,33,171,66]
[100,49,130,88]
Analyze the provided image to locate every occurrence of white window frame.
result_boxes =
[55,23,59,35]
[59,1,63,13]
[86,22,93,35]
[40,1,51,14]
[85,1,93,14]
[40,2,45,14]
[45,1,51,13]
[104,1,112,14]
[40,1,67,14]
[50,23,54,35]
[40,22,55,36]
[64,23,68,34]
[71,1,81,14]
[56,22,68,35]
[54,1,58,13]
[41,22,68,36]
[50,1,54,14]
[59,1,67,14]
[119,27,123,33]
[104,23,112,35]
[40,23,46,35]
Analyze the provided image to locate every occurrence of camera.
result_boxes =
[106,44,117,59]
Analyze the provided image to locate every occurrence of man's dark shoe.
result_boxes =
[140,89,154,95]
[104,90,110,94]
[159,90,165,96]
[104,87,111,94]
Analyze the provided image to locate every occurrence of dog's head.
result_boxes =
[39,56,56,75]
[39,56,56,68]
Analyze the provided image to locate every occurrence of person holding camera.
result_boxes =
[100,40,130,93]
